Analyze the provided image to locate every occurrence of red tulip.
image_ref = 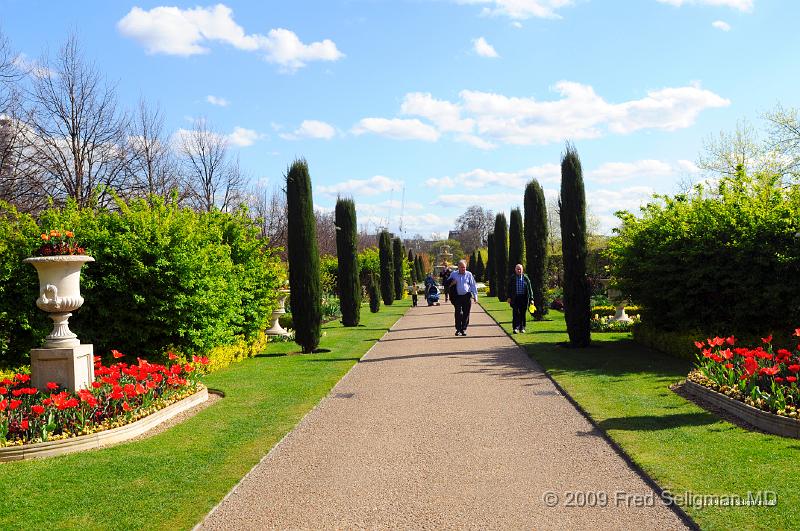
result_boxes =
[31,405,45,415]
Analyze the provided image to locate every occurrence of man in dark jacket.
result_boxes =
[506,263,534,334]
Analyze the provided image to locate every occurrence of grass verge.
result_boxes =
[0,300,409,530]
[480,297,796,531]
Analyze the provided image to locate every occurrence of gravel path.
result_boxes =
[199,303,689,530]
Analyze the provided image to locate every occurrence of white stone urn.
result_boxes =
[23,255,95,348]
[265,289,290,336]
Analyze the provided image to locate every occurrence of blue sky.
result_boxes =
[2,0,798,238]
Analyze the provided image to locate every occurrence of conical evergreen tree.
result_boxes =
[560,143,591,347]
[286,159,321,353]
[494,213,509,301]
[476,251,485,281]
[487,232,495,297]
[378,230,394,305]
[392,237,404,300]
[508,208,524,278]
[368,274,381,313]
[335,197,361,326]
[415,255,424,281]
[524,179,548,321]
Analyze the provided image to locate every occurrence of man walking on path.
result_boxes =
[507,263,534,334]
[448,259,478,336]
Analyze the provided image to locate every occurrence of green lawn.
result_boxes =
[480,297,795,531]
[0,300,409,530]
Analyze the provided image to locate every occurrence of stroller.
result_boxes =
[425,282,440,306]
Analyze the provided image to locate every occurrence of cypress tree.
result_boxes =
[487,232,495,297]
[368,274,381,313]
[476,251,485,282]
[560,143,591,347]
[494,213,508,301]
[508,208,524,278]
[524,179,548,321]
[392,237,404,300]
[407,249,416,283]
[416,255,424,280]
[285,159,321,353]
[335,197,361,326]
[378,230,394,305]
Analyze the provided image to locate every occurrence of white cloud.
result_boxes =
[400,92,473,133]
[117,5,343,71]
[280,120,336,140]
[13,53,55,78]
[431,192,524,209]
[588,160,675,184]
[511,21,523,28]
[227,127,261,146]
[357,82,728,147]
[455,0,574,20]
[656,0,753,11]
[456,164,562,189]
[258,28,344,72]
[426,176,457,189]
[677,159,700,174]
[712,20,731,31]
[206,95,230,107]
[352,118,441,141]
[318,175,404,197]
[473,37,500,58]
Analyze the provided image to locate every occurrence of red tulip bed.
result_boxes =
[688,329,800,418]
[0,351,209,447]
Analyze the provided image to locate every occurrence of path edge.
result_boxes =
[476,302,699,531]
[193,307,409,530]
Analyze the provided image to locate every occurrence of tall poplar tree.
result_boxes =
[335,197,360,326]
[524,179,548,321]
[560,144,591,347]
[392,237,404,300]
[286,159,321,353]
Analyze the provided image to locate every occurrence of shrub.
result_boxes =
[590,314,640,333]
[378,231,394,305]
[525,179,548,321]
[358,247,380,286]
[0,202,46,365]
[335,198,360,326]
[285,159,321,353]
[560,144,591,347]
[608,168,800,334]
[32,197,281,365]
[632,323,699,361]
[591,305,642,317]
[319,255,338,296]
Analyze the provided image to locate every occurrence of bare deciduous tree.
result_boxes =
[453,205,494,250]
[27,35,129,208]
[315,209,337,256]
[247,182,288,257]
[126,97,182,201]
[180,117,244,212]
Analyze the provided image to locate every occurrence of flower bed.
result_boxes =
[688,329,800,420]
[0,352,209,447]
[590,313,640,333]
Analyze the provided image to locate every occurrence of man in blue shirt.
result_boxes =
[447,259,478,336]
[506,263,534,333]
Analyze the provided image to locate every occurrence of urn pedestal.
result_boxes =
[23,255,95,392]
[265,289,290,336]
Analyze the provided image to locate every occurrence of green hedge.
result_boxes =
[2,197,282,366]
[608,170,800,334]
[631,323,699,361]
